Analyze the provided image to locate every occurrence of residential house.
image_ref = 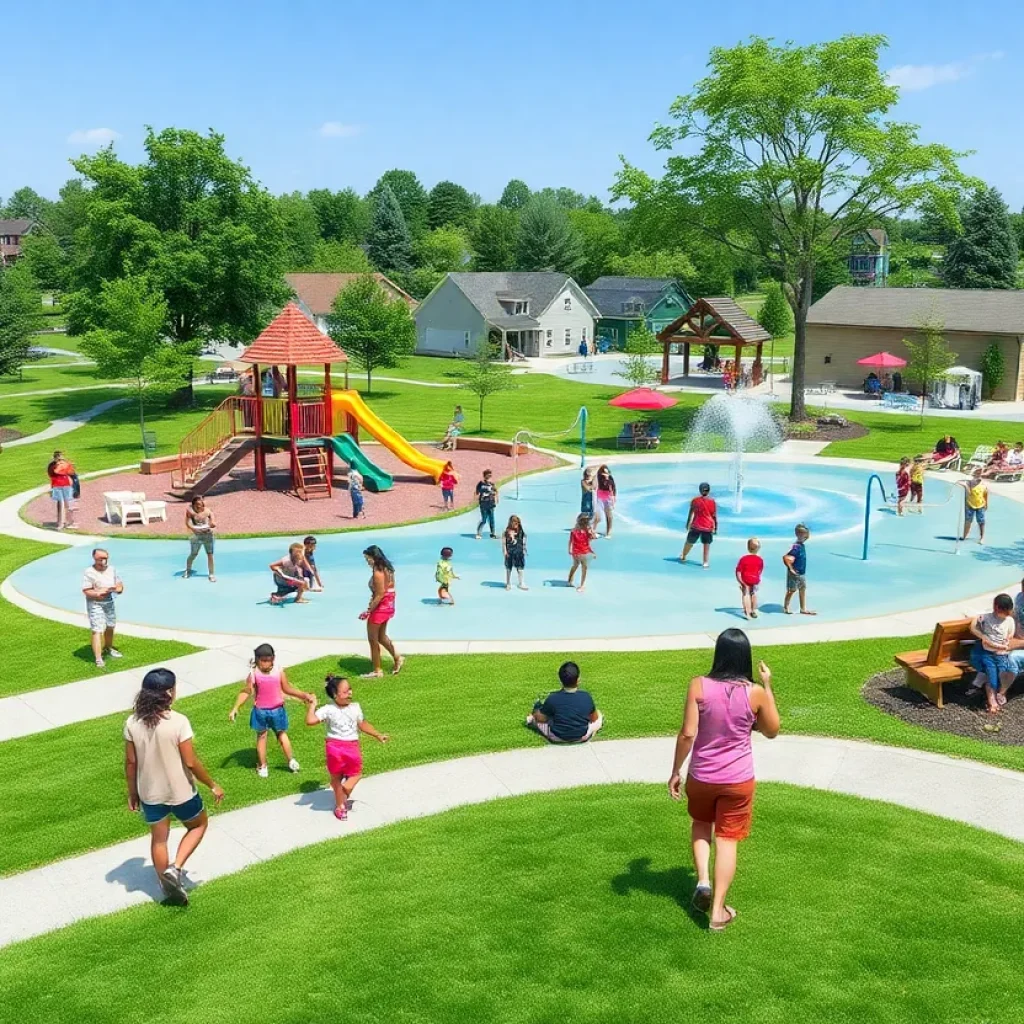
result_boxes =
[848,228,889,287]
[806,286,1024,400]
[0,218,34,267]
[414,272,599,358]
[284,273,417,333]
[583,276,694,350]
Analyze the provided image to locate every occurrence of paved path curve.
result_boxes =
[2,734,1022,949]
[2,398,128,447]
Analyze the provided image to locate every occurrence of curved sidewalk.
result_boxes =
[1,734,1022,948]
[2,398,128,448]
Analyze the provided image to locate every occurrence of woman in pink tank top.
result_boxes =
[668,628,780,931]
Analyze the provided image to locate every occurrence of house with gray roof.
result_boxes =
[584,276,694,350]
[0,218,35,267]
[806,286,1024,400]
[414,272,599,358]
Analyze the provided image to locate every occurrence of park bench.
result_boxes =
[882,392,918,412]
[893,618,975,708]
[566,360,595,375]
[804,381,835,395]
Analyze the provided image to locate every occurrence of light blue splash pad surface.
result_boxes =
[12,459,1022,641]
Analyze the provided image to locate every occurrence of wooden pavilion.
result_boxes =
[656,297,771,386]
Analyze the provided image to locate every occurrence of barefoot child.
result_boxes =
[735,537,764,619]
[439,461,459,511]
[896,458,911,516]
[961,469,988,544]
[435,546,459,604]
[910,457,925,513]
[269,543,310,605]
[305,675,389,820]
[349,467,365,519]
[301,536,323,592]
[475,469,498,539]
[502,515,528,590]
[782,524,815,615]
[567,513,596,592]
[969,594,1016,714]
[228,643,315,777]
[184,496,216,582]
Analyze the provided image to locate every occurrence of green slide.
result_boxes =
[324,434,393,493]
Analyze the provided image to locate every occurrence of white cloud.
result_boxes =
[886,51,1003,92]
[318,121,361,139]
[67,127,121,146]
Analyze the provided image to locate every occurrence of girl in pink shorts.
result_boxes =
[304,675,389,820]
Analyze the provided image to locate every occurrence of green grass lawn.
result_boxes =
[5,636,1024,877]
[0,541,196,700]
[0,363,124,396]
[3,785,1021,1024]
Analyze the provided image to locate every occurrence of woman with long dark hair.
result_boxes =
[594,465,617,537]
[667,628,780,931]
[359,545,403,677]
[124,668,224,905]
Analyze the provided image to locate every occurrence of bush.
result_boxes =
[981,342,1005,399]
[757,283,793,338]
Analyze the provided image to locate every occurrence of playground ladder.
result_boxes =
[294,447,331,501]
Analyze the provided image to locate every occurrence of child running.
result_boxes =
[475,469,498,539]
[909,457,925,513]
[567,513,597,592]
[269,543,311,604]
[349,467,365,519]
[502,515,528,590]
[435,546,459,605]
[304,675,389,820]
[228,643,315,777]
[961,469,988,544]
[439,461,459,511]
[735,537,764,619]
[782,524,815,615]
[896,458,911,516]
[302,536,324,592]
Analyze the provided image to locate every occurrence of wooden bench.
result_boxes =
[894,619,975,708]
[453,437,528,456]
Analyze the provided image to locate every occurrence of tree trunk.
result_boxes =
[479,395,485,431]
[788,274,812,422]
[366,366,372,393]
[137,381,147,452]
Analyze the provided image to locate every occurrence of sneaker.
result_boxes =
[106,648,123,659]
[691,883,713,914]
[257,765,269,778]
[288,758,301,772]
[95,657,105,668]
[161,866,188,906]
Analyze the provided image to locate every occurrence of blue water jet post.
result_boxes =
[861,473,888,560]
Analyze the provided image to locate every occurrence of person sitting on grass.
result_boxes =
[526,661,604,744]
[269,543,311,605]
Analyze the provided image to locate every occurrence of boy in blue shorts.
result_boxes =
[783,524,815,615]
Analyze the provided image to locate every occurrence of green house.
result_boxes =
[583,277,695,350]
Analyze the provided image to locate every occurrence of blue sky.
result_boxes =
[4,0,1023,208]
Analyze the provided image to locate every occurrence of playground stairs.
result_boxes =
[171,436,257,496]
[294,447,331,501]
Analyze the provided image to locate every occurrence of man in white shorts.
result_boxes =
[82,548,124,668]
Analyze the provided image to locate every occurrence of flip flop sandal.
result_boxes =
[691,884,712,914]
[709,906,737,932]
[391,657,406,675]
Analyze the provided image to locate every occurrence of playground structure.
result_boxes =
[172,303,445,499]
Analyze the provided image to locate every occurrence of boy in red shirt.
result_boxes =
[679,482,718,569]
[735,537,764,619]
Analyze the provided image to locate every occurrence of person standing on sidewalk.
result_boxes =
[124,667,225,906]
[668,628,780,931]
[82,548,123,668]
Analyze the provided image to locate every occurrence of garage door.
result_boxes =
[421,328,469,354]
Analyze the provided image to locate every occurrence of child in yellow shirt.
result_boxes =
[909,457,925,513]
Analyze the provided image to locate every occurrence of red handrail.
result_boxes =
[174,396,258,487]
[293,399,326,438]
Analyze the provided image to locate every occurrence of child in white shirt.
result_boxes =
[970,594,1016,713]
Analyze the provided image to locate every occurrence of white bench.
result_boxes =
[804,381,836,395]
[104,491,167,527]
[566,361,595,375]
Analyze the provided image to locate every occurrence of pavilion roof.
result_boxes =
[657,297,771,346]
[239,303,349,365]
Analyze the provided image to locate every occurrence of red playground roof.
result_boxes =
[240,303,349,365]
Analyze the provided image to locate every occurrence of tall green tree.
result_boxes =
[307,188,368,244]
[471,205,519,271]
[327,274,415,391]
[66,127,289,400]
[427,181,476,230]
[20,232,70,292]
[48,179,93,250]
[516,196,583,275]
[300,240,373,273]
[369,170,428,238]
[498,179,531,210]
[276,192,320,270]
[942,187,1019,290]
[458,337,518,430]
[79,277,189,449]
[403,226,472,298]
[2,186,53,223]
[902,315,957,420]
[607,249,696,283]
[535,187,603,212]
[615,34,970,420]
[367,182,413,273]
[567,209,623,285]
[0,262,42,376]
[981,342,1005,400]
[756,283,793,338]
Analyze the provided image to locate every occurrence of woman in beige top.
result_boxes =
[124,668,224,905]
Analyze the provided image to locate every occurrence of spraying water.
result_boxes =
[685,394,784,512]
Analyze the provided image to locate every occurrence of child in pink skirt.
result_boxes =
[304,674,389,820]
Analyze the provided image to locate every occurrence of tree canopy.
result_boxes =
[367,182,413,274]
[457,337,518,430]
[471,205,519,272]
[498,179,532,210]
[428,181,476,230]
[370,170,428,238]
[942,187,1019,290]
[307,188,369,244]
[0,262,41,376]
[277,192,320,270]
[516,196,583,276]
[615,33,971,420]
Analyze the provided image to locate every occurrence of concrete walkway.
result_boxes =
[2,398,128,448]
[1,734,1022,948]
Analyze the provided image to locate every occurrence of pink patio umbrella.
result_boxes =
[857,351,907,369]
[608,388,679,410]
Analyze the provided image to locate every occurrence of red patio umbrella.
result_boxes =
[857,351,906,369]
[608,387,679,410]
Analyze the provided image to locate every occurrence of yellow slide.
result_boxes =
[331,390,446,482]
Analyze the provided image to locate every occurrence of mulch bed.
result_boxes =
[0,428,24,444]
[863,668,1024,746]
[785,421,870,443]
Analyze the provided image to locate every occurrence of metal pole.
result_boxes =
[861,473,885,560]
[580,406,588,467]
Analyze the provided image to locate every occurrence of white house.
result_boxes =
[414,272,599,358]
